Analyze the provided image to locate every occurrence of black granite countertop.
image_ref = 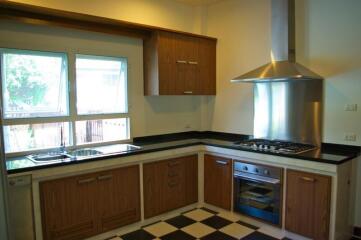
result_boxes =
[6,131,361,174]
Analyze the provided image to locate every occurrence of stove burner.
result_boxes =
[234,139,316,154]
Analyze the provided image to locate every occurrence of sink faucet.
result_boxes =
[60,125,66,153]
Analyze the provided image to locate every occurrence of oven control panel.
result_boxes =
[234,161,282,180]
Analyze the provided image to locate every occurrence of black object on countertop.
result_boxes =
[6,131,361,174]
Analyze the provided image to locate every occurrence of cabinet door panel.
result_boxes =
[286,170,331,240]
[97,166,140,232]
[204,155,232,210]
[40,173,98,240]
[198,39,216,95]
[184,155,198,204]
[158,31,177,94]
[143,161,164,218]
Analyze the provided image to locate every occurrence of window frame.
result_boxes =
[0,48,70,119]
[1,49,131,157]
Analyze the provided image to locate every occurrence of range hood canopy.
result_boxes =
[231,61,323,83]
[231,0,323,83]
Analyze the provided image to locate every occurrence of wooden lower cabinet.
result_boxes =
[286,170,331,240]
[204,155,232,210]
[40,165,140,240]
[143,155,198,218]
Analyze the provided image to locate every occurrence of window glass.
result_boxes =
[3,122,71,153]
[76,55,127,115]
[1,50,68,118]
[75,118,129,145]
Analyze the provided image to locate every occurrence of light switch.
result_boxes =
[344,104,358,111]
[344,133,357,142]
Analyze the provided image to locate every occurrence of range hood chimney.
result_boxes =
[231,0,322,82]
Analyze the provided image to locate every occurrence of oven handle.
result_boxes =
[234,172,280,185]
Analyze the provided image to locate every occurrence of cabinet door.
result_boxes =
[158,31,177,95]
[174,34,199,95]
[286,170,331,240]
[97,166,140,233]
[143,160,165,218]
[204,155,232,210]
[198,39,216,95]
[40,173,98,240]
[184,155,198,205]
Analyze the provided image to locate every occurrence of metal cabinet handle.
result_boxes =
[300,176,316,182]
[168,181,179,187]
[183,91,193,94]
[78,178,96,184]
[97,174,113,181]
[168,172,179,177]
[176,60,187,64]
[188,61,198,65]
[168,161,180,167]
[216,160,228,165]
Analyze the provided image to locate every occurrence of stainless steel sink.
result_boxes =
[68,149,103,157]
[27,153,72,162]
[27,144,140,162]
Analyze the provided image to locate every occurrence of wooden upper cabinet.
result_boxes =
[204,155,232,210]
[144,31,216,96]
[143,155,198,218]
[40,165,140,240]
[286,170,331,240]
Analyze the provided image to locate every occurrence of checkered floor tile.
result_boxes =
[109,208,288,240]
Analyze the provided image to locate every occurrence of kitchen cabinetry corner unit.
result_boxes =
[144,31,216,96]
[40,165,140,240]
[204,154,232,210]
[143,155,198,218]
[286,169,331,240]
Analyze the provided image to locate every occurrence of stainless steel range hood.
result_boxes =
[231,0,323,82]
[230,0,323,146]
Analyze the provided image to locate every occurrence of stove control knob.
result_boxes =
[243,166,248,171]
[264,170,270,175]
[254,168,259,173]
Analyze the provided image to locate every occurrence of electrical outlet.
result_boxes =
[344,104,358,111]
[344,133,357,142]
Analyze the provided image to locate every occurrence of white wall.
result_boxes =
[205,0,270,134]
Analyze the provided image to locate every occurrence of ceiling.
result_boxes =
[175,0,225,6]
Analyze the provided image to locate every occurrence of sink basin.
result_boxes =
[27,153,72,162]
[68,149,103,157]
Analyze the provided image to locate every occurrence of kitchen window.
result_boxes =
[1,49,129,155]
[74,54,129,145]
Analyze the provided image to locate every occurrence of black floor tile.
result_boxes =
[160,230,196,240]
[201,215,233,229]
[201,207,218,214]
[121,229,155,240]
[241,231,278,240]
[200,231,238,240]
[237,220,259,230]
[165,215,196,229]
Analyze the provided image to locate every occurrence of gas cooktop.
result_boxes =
[233,139,317,154]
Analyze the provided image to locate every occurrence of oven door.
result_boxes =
[234,172,281,225]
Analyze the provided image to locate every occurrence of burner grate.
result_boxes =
[234,139,316,154]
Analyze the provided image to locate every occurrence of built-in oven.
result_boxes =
[233,161,283,225]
